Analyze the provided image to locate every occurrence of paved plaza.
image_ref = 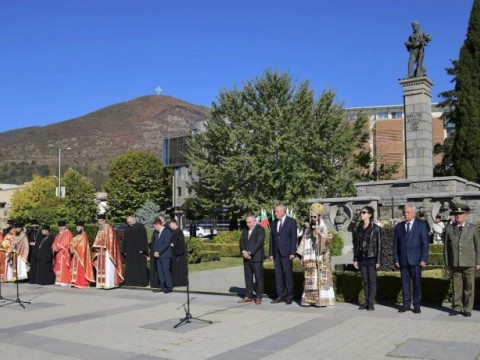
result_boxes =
[0,266,479,360]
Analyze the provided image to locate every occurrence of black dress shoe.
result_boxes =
[449,310,461,316]
[367,305,375,311]
[463,311,472,317]
[271,297,286,304]
[164,289,173,293]
[152,288,163,293]
[285,299,293,305]
[358,303,368,310]
[413,306,421,314]
[398,305,410,313]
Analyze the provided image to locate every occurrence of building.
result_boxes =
[345,103,447,179]
[0,183,27,228]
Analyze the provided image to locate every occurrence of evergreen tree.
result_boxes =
[187,70,369,215]
[60,168,98,223]
[452,0,480,181]
[135,200,161,226]
[103,150,172,223]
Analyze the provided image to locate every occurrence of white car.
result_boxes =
[183,226,217,238]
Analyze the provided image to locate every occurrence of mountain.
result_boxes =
[0,95,207,188]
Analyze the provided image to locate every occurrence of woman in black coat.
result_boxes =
[353,206,382,311]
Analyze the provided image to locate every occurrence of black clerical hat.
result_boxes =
[96,214,106,220]
[57,220,66,226]
[14,222,24,228]
[42,225,50,231]
[76,221,85,226]
[7,219,14,226]
[30,219,39,225]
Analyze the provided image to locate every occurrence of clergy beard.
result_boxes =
[15,230,22,236]
[98,224,106,230]
[76,229,83,235]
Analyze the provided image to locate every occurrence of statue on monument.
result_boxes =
[405,21,432,78]
[334,206,348,231]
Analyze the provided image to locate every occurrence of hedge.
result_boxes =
[262,260,480,305]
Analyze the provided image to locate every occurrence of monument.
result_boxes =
[309,22,480,254]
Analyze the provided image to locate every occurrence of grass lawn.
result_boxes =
[189,256,243,272]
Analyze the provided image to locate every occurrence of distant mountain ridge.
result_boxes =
[0,95,207,187]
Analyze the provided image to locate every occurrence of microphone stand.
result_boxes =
[174,235,212,328]
[0,250,30,308]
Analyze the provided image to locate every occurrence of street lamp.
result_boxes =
[49,145,71,197]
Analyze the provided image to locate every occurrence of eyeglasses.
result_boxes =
[310,216,318,219]
[361,211,369,214]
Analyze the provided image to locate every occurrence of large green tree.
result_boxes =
[187,70,369,216]
[59,168,98,223]
[103,150,172,223]
[452,0,480,182]
[10,175,61,224]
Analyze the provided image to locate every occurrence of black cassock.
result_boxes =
[28,235,55,285]
[171,228,188,287]
[122,223,149,287]
[27,227,42,264]
[149,230,159,288]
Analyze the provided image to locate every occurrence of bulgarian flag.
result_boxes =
[260,209,270,228]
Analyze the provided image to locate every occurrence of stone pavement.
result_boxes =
[0,266,479,360]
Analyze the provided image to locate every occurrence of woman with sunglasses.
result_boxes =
[353,206,382,311]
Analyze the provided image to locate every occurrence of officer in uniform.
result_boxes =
[444,203,480,317]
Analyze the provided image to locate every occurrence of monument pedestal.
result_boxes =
[399,76,434,179]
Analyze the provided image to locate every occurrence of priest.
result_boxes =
[52,220,73,286]
[122,216,149,287]
[169,219,188,287]
[28,225,55,285]
[92,214,124,289]
[70,221,94,288]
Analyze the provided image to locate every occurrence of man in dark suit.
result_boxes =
[269,204,297,305]
[152,217,173,293]
[444,203,480,317]
[393,203,429,313]
[238,215,265,305]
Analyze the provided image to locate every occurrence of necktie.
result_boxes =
[406,222,411,234]
[278,220,283,232]
[459,225,464,234]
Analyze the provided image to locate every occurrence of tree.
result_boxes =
[9,175,61,224]
[452,0,480,182]
[103,150,172,223]
[187,70,369,215]
[60,168,98,223]
[181,196,205,221]
[135,200,161,226]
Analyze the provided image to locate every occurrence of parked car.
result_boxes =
[182,226,217,238]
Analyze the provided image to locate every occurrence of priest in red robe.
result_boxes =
[52,220,73,286]
[70,221,94,288]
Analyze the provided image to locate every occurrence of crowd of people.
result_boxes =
[1,201,479,316]
[237,201,480,318]
[0,214,188,293]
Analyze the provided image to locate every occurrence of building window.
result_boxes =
[177,187,182,197]
[391,112,403,119]
[376,112,388,119]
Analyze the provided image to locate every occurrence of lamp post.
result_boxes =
[49,145,71,197]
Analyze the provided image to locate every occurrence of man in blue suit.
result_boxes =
[269,204,297,305]
[393,203,429,313]
[152,217,173,293]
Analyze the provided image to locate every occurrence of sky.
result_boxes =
[0,0,474,133]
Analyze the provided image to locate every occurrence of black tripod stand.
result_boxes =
[0,251,30,308]
[174,236,212,329]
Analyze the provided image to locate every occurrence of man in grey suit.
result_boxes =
[152,217,173,293]
[444,203,480,317]
[393,203,429,313]
[238,215,265,305]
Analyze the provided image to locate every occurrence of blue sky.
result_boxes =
[0,0,473,133]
